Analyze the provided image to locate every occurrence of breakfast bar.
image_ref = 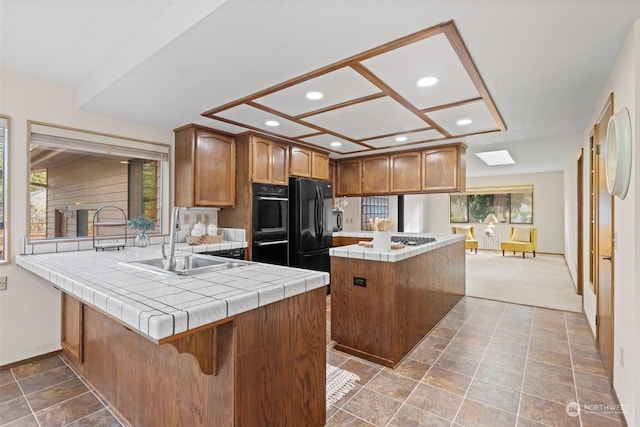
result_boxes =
[17,244,329,427]
[330,233,466,368]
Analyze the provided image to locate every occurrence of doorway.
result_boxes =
[576,150,584,297]
[594,94,615,381]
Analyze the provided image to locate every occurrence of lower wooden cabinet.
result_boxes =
[333,236,371,247]
[61,293,83,363]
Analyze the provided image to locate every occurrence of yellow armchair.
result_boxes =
[452,226,478,254]
[501,227,537,258]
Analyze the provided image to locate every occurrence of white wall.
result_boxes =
[406,171,566,254]
[564,21,639,426]
[0,70,173,365]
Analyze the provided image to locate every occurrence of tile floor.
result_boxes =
[326,296,627,427]
[0,296,626,427]
[0,356,122,426]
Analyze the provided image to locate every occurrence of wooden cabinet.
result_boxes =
[175,125,236,207]
[390,152,422,193]
[333,236,371,247]
[271,142,289,185]
[290,147,330,180]
[422,145,466,192]
[251,136,289,185]
[335,142,466,196]
[61,293,83,363]
[311,151,330,180]
[361,155,390,195]
[289,147,312,178]
[336,159,362,196]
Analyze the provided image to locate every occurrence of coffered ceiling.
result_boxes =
[203,21,504,155]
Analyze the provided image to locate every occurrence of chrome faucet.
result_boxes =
[162,206,180,271]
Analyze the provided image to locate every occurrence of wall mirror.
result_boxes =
[605,107,632,199]
[28,121,170,243]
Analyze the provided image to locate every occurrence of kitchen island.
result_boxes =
[17,244,329,427]
[330,233,465,368]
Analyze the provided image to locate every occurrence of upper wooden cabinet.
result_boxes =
[361,156,390,195]
[289,147,312,178]
[251,136,289,185]
[311,151,330,180]
[390,152,422,193]
[290,147,330,181]
[335,142,466,196]
[336,159,362,196]
[422,145,466,193]
[175,125,236,207]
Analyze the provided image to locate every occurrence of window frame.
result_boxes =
[26,120,171,244]
[361,196,390,231]
[449,185,534,225]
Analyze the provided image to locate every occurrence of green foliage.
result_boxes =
[128,216,157,232]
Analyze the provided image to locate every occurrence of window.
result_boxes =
[0,116,8,261]
[449,186,533,224]
[361,196,389,231]
[28,121,169,242]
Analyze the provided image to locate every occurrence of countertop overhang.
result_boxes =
[16,242,329,342]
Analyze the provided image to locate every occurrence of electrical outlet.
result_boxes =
[620,347,624,367]
[204,214,210,224]
[0,276,7,291]
[195,214,202,222]
[184,213,190,222]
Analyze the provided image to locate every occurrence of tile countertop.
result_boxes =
[16,242,329,342]
[329,233,464,262]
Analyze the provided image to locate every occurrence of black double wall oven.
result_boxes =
[251,183,288,266]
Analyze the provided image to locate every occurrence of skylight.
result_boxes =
[475,150,515,166]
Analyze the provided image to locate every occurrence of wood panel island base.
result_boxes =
[330,235,465,368]
[62,286,326,427]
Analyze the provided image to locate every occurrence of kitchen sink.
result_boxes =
[121,254,250,276]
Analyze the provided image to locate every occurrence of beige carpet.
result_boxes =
[466,250,583,312]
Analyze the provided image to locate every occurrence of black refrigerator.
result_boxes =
[289,177,333,272]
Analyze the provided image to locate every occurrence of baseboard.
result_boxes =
[0,349,62,371]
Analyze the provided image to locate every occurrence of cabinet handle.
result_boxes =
[255,240,288,247]
[601,255,612,261]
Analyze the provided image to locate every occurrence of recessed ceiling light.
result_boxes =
[330,141,342,147]
[306,91,324,100]
[120,160,130,164]
[417,76,438,87]
[395,136,408,142]
[265,120,280,127]
[456,118,473,126]
[475,150,515,166]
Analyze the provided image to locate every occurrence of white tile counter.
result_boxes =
[16,243,329,342]
[329,233,464,262]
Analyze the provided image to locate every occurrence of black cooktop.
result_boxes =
[391,235,436,246]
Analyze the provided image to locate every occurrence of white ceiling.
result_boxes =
[2,0,639,177]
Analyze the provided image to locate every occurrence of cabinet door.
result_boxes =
[271,142,289,185]
[361,155,390,195]
[290,147,312,178]
[61,293,83,363]
[422,145,464,192]
[390,152,422,193]
[311,151,329,180]
[252,137,272,183]
[195,131,236,206]
[336,159,362,196]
